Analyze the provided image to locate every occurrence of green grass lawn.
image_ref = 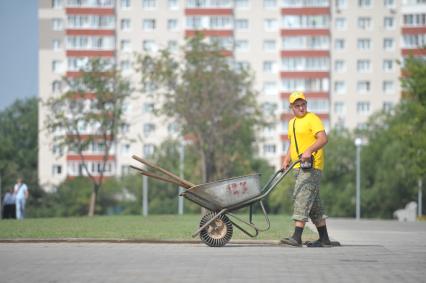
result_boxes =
[0,214,317,242]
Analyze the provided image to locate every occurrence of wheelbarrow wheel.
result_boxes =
[199,212,233,247]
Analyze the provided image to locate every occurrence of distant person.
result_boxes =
[280,91,339,247]
[14,177,29,220]
[2,188,16,219]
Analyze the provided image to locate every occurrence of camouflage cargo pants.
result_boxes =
[292,168,327,225]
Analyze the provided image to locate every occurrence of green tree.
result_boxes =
[44,58,132,216]
[137,35,264,183]
[320,129,356,217]
[354,56,426,218]
[0,98,38,212]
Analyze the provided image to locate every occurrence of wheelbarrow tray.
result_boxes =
[183,174,261,212]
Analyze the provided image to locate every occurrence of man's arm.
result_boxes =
[281,141,292,169]
[301,131,328,161]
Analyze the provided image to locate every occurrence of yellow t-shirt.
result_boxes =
[288,112,325,170]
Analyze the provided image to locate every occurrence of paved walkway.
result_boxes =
[0,218,425,283]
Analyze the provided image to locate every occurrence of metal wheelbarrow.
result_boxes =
[131,155,299,247]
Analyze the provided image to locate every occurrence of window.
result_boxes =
[384,17,395,29]
[121,144,131,154]
[357,102,370,115]
[168,0,178,9]
[282,78,329,92]
[384,0,395,8]
[121,165,130,175]
[167,40,178,52]
[143,123,156,136]
[335,18,347,30]
[383,38,395,50]
[383,101,394,112]
[334,60,346,72]
[52,80,62,93]
[358,17,372,30]
[121,0,131,8]
[261,102,277,116]
[263,40,276,52]
[234,61,249,71]
[263,82,277,95]
[53,39,61,51]
[264,19,278,31]
[52,18,63,31]
[263,0,276,8]
[52,60,63,73]
[142,0,156,9]
[143,103,155,113]
[263,144,276,154]
[282,15,330,28]
[120,40,131,52]
[52,165,62,176]
[235,0,249,9]
[358,0,372,8]
[336,0,347,9]
[121,19,131,31]
[263,61,277,73]
[120,60,131,72]
[283,36,330,50]
[186,16,202,29]
[235,19,249,30]
[167,19,178,30]
[357,81,371,93]
[142,19,156,31]
[52,0,63,8]
[235,40,249,52]
[307,99,329,114]
[357,38,371,50]
[143,144,155,156]
[143,40,157,52]
[383,59,394,72]
[357,60,371,73]
[335,39,345,50]
[383,81,395,93]
[403,34,426,48]
[168,122,179,134]
[334,102,346,115]
[404,14,426,27]
[334,81,346,94]
[210,16,232,29]
[282,57,329,71]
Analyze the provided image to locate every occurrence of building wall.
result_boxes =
[38,0,426,189]
[330,0,402,129]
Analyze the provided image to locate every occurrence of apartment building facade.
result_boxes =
[38,0,426,189]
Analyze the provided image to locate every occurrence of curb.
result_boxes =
[0,238,280,245]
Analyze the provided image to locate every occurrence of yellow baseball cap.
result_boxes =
[289,91,306,104]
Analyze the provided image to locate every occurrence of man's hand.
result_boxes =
[281,158,290,170]
[301,149,312,162]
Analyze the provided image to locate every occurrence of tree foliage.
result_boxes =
[137,35,264,183]
[44,58,131,216]
[0,98,39,206]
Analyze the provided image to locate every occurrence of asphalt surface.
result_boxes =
[0,218,425,283]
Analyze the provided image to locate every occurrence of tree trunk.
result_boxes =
[88,189,97,217]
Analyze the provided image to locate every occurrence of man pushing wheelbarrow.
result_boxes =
[131,91,339,248]
[280,91,340,248]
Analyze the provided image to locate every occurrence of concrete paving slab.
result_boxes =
[0,218,425,283]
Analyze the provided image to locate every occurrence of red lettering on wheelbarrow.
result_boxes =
[226,181,248,196]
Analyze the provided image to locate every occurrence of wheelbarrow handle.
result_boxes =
[259,159,301,198]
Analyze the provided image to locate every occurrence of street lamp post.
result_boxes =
[178,140,184,215]
[355,138,363,220]
[142,175,148,216]
[419,179,423,217]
